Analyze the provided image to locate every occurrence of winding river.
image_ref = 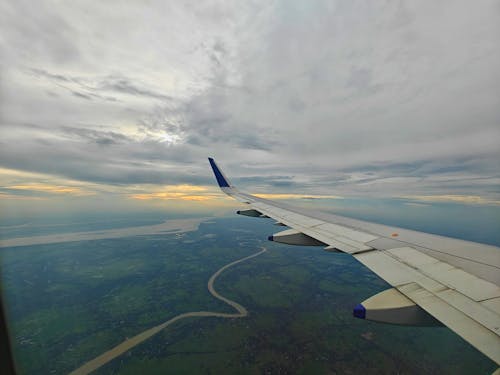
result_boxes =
[69,247,267,375]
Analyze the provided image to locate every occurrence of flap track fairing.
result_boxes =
[237,209,266,217]
[353,288,441,326]
[268,229,327,246]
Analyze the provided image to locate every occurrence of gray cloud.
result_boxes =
[72,91,93,101]
[97,75,174,101]
[0,1,499,200]
[30,68,74,83]
[29,68,170,102]
[0,0,79,65]
[60,127,133,145]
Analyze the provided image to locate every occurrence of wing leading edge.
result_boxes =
[208,158,500,367]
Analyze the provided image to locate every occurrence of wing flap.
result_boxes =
[386,247,500,301]
[399,282,500,365]
[356,249,500,363]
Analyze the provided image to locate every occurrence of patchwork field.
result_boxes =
[0,217,496,374]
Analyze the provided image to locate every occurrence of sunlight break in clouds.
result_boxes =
[129,184,218,201]
[130,193,213,202]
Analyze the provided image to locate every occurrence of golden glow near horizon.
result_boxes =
[0,166,224,204]
[1,167,500,207]
[0,168,98,198]
[129,185,215,201]
[130,192,214,201]
[7,183,94,196]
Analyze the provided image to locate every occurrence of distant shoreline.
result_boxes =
[0,218,209,248]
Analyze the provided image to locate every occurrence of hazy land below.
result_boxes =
[0,200,498,374]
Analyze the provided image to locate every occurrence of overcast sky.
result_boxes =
[1,1,499,208]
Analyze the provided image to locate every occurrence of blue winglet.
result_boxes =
[208,158,231,188]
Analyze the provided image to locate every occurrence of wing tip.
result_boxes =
[208,157,231,188]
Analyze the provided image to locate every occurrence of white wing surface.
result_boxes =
[208,158,500,366]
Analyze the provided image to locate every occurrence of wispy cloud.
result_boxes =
[28,68,175,102]
[403,202,430,207]
[402,195,500,206]
[0,192,46,200]
[0,1,499,206]
[253,193,343,200]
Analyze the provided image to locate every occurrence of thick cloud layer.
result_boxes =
[1,1,499,199]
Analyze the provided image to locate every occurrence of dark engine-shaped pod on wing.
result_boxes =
[268,229,326,246]
[237,209,268,218]
[353,288,441,326]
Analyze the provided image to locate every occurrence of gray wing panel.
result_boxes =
[227,188,500,364]
[208,161,500,365]
[235,190,500,286]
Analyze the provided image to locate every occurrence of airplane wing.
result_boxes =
[208,158,500,367]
